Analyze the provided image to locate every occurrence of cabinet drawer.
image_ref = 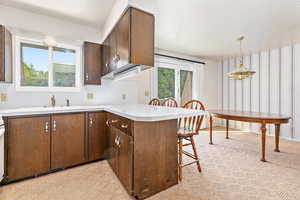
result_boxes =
[107,113,132,136]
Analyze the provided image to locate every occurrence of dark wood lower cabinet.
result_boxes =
[51,113,85,169]
[6,116,51,181]
[108,125,133,194]
[107,114,178,199]
[4,111,178,199]
[87,112,107,161]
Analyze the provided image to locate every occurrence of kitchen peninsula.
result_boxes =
[1,104,206,199]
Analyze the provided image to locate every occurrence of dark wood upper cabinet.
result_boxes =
[87,112,108,161]
[116,9,130,69]
[102,7,154,76]
[0,25,13,83]
[6,116,51,181]
[51,113,85,169]
[102,37,111,76]
[84,42,102,85]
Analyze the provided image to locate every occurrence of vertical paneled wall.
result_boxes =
[218,44,299,140]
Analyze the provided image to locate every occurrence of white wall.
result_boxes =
[0,4,139,109]
[218,44,299,140]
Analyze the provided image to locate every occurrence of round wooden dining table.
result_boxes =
[208,110,291,162]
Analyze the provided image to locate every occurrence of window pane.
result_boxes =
[21,43,48,86]
[158,67,175,99]
[180,70,193,106]
[53,47,76,87]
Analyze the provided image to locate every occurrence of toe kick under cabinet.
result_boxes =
[3,112,107,183]
[107,113,178,199]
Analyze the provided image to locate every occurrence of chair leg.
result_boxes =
[190,136,202,173]
[178,137,183,181]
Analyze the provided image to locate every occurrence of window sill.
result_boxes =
[15,86,81,93]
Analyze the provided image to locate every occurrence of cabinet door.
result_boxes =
[108,126,118,175]
[102,38,110,76]
[116,10,130,68]
[0,25,12,82]
[7,116,51,181]
[0,25,4,81]
[84,42,102,85]
[116,129,133,194]
[87,112,107,161]
[109,28,118,72]
[51,113,85,169]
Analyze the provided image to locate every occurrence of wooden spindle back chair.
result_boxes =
[177,99,205,181]
[148,98,161,106]
[162,98,178,107]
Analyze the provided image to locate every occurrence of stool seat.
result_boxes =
[177,128,198,137]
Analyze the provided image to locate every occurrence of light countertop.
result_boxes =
[0,104,207,122]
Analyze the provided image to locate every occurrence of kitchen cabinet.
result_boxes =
[6,116,51,181]
[107,115,133,194]
[109,27,118,73]
[86,112,107,161]
[51,113,85,169]
[116,128,133,193]
[101,7,154,76]
[84,42,102,85]
[0,25,12,83]
[102,37,110,75]
[107,113,178,199]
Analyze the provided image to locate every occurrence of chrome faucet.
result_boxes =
[66,99,70,107]
[51,95,56,107]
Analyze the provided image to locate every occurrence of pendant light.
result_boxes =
[227,36,255,80]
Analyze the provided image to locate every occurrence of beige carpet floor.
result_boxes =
[1,127,300,200]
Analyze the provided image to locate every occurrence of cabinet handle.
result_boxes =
[45,122,49,133]
[85,73,89,80]
[53,120,57,131]
[106,119,118,127]
[121,124,128,129]
[89,117,93,128]
[117,136,121,148]
[114,136,119,145]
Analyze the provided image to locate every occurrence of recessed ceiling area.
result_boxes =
[154,0,300,59]
[0,0,116,28]
[1,0,300,59]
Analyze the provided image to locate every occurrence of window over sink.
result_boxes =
[15,37,81,92]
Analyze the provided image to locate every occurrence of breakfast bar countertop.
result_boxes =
[0,104,207,122]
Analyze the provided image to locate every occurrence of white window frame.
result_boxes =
[152,56,198,105]
[15,36,82,92]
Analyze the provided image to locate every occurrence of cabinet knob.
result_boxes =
[89,118,93,127]
[85,73,89,80]
[53,120,57,131]
[45,122,49,133]
[121,124,128,129]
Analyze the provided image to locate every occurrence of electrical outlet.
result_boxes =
[122,94,126,100]
[87,93,94,100]
[0,93,7,102]
[144,91,150,97]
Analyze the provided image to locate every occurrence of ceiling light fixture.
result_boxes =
[227,36,256,80]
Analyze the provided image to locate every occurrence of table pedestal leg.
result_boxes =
[274,124,280,152]
[261,122,267,162]
[209,115,213,145]
[226,119,229,139]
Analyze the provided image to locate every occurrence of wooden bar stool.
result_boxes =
[178,100,205,181]
[148,98,161,106]
[162,98,178,107]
